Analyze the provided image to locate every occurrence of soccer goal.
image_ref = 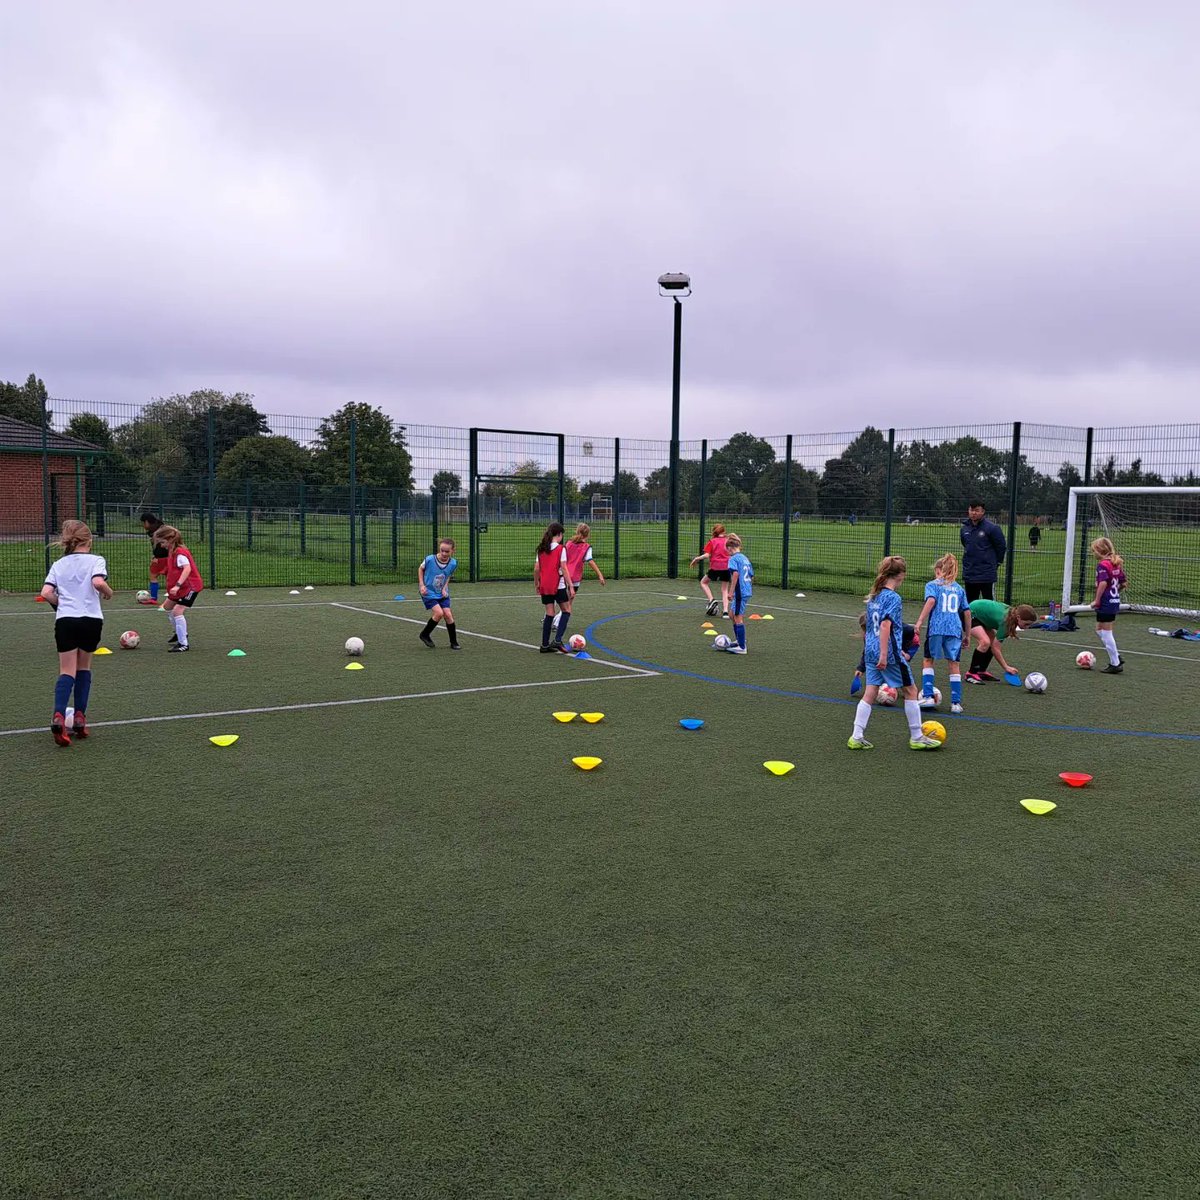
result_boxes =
[1062,487,1200,619]
[590,493,613,521]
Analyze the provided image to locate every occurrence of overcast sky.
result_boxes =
[3,1,1199,440]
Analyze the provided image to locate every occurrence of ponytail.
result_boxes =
[51,519,92,554]
[1004,603,1038,640]
[866,555,907,600]
[536,522,565,556]
[1091,537,1123,569]
[933,552,959,583]
[571,523,590,544]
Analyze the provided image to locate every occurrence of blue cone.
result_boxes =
[393,594,406,601]
[679,718,705,730]
[574,651,591,660]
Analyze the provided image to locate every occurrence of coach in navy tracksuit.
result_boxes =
[960,501,1007,602]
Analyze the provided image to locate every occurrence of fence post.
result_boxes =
[882,428,896,556]
[360,485,368,565]
[95,468,106,537]
[206,406,217,587]
[430,487,439,555]
[1076,427,1094,603]
[697,439,708,579]
[468,427,479,583]
[349,417,357,586]
[198,474,205,542]
[299,481,306,555]
[781,435,793,590]
[40,390,51,574]
[156,473,165,523]
[245,479,253,550]
[1004,421,1022,605]
[556,434,566,525]
[391,488,399,569]
[612,438,621,581]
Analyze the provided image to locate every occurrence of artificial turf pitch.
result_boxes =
[2,583,1198,1197]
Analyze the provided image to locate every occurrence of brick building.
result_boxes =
[0,416,104,536]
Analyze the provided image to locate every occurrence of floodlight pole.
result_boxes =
[668,297,683,578]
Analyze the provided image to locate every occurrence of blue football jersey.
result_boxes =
[422,554,457,595]
[865,588,904,662]
[926,580,969,637]
[728,552,754,597]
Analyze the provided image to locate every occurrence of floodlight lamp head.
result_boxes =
[658,272,692,298]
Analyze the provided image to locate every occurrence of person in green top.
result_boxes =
[966,599,1038,683]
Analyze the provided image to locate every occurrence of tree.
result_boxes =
[644,460,702,511]
[615,470,642,504]
[216,435,312,483]
[64,412,113,449]
[431,470,462,497]
[0,373,50,428]
[752,461,820,514]
[113,417,187,482]
[707,432,776,497]
[818,427,890,516]
[180,400,269,473]
[312,402,414,492]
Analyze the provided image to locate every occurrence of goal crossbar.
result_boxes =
[1062,486,1200,618]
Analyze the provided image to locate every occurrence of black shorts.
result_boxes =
[169,590,201,608]
[540,590,570,606]
[964,581,995,603]
[707,569,732,582]
[55,617,103,653]
[1095,609,1119,623]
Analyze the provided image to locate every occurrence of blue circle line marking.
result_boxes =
[583,607,1200,743]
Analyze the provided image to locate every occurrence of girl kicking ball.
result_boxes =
[418,538,460,649]
[154,526,203,652]
[848,555,942,751]
[40,520,113,745]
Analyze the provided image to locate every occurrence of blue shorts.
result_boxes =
[924,634,962,662]
[731,590,748,616]
[866,659,913,690]
[423,595,451,611]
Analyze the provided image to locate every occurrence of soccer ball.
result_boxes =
[119,630,141,649]
[135,590,151,603]
[921,720,947,744]
[1024,672,1048,693]
[568,634,587,653]
[877,685,898,706]
[345,637,364,656]
[1076,651,1096,670]
[713,634,731,649]
[927,686,943,706]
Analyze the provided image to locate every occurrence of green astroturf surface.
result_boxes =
[2,583,1199,1197]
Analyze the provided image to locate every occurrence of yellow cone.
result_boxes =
[94,647,113,655]
[704,629,718,636]
[345,662,365,670]
[675,596,688,601]
[572,756,602,770]
[762,614,775,621]
[209,735,239,747]
[553,711,577,723]
[1021,799,1057,815]
[763,761,795,777]
[580,713,604,723]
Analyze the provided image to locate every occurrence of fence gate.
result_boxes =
[469,428,565,581]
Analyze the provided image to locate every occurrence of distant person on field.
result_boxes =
[1090,536,1126,673]
[724,534,753,654]
[959,501,1006,602]
[1028,520,1042,551]
[418,538,460,650]
[911,552,971,715]
[41,520,113,746]
[140,511,168,603]
[535,521,573,653]
[691,524,731,619]
[155,525,203,652]
[848,512,857,527]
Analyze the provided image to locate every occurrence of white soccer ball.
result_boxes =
[135,589,150,603]
[713,634,731,649]
[877,685,898,706]
[928,686,942,706]
[345,637,364,656]
[1024,672,1048,693]
[119,630,141,649]
[1075,651,1096,670]
[568,634,586,652]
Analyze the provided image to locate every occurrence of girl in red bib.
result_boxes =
[691,523,731,618]
[565,523,606,595]
[535,521,574,653]
[155,525,204,652]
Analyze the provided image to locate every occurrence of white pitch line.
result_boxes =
[330,602,657,676]
[0,673,655,738]
[1021,634,1200,665]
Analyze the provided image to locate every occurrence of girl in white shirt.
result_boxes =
[40,520,113,745]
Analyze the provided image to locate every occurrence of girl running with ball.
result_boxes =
[155,526,203,652]
[847,555,942,752]
[418,538,460,649]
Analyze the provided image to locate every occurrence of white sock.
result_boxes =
[904,700,924,738]
[173,613,188,647]
[852,701,872,740]
[1098,629,1119,665]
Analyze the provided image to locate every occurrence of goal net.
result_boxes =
[1062,487,1200,619]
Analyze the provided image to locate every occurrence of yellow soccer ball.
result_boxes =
[921,720,947,744]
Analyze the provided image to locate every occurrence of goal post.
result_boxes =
[1062,486,1200,619]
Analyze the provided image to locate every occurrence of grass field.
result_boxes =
[3,582,1199,1196]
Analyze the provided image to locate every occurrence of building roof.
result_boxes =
[0,415,105,454]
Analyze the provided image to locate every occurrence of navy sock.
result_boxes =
[73,670,92,714]
[150,581,159,599]
[735,623,746,649]
[447,622,458,647]
[542,615,553,646]
[556,611,570,641]
[55,674,74,714]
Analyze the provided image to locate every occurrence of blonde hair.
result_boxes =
[1004,603,1038,640]
[725,533,742,550]
[155,525,184,551]
[933,552,959,583]
[52,519,93,554]
[1091,537,1123,569]
[866,555,907,600]
[570,523,590,544]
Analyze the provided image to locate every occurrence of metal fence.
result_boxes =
[3,395,1199,610]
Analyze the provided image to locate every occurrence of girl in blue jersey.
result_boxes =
[724,534,753,654]
[912,552,971,715]
[417,538,459,649]
[848,555,941,752]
